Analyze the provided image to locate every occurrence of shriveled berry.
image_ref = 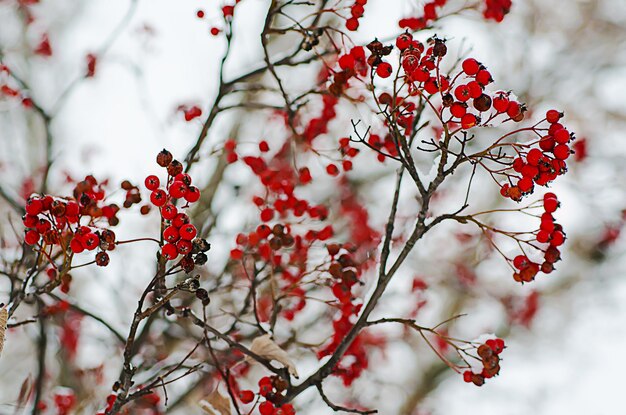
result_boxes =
[157,149,173,167]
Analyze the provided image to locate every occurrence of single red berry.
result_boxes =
[230,248,243,260]
[462,58,480,75]
[450,102,467,118]
[260,208,275,222]
[546,109,562,123]
[475,69,492,85]
[259,401,275,415]
[259,140,270,152]
[506,101,521,118]
[493,94,509,113]
[536,230,550,243]
[460,113,478,129]
[376,62,393,78]
[25,229,40,245]
[83,233,99,250]
[454,85,471,102]
[145,175,160,190]
[396,33,413,50]
[70,238,84,254]
[161,243,178,260]
[467,81,483,99]
[326,164,339,176]
[176,239,193,255]
[463,370,473,383]
[544,196,559,213]
[26,198,43,215]
[513,255,529,270]
[163,226,180,243]
[553,128,570,144]
[550,230,565,246]
[345,17,359,31]
[179,224,197,240]
[172,213,190,228]
[238,390,254,404]
[196,10,205,18]
[553,144,570,160]
[526,148,543,166]
[168,181,187,199]
[161,203,178,220]
[150,189,167,207]
[184,186,201,203]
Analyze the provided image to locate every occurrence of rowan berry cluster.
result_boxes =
[317,244,380,386]
[399,0,448,31]
[23,176,120,269]
[511,193,564,282]
[500,110,572,201]
[244,376,296,415]
[483,0,512,22]
[344,0,367,32]
[462,338,505,386]
[146,150,209,271]
[331,46,368,96]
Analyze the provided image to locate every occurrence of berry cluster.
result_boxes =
[399,0,448,31]
[331,46,369,96]
[501,110,572,201]
[23,176,120,269]
[483,0,512,22]
[345,0,367,32]
[253,376,296,415]
[512,193,564,282]
[463,338,505,386]
[146,150,209,271]
[317,244,379,386]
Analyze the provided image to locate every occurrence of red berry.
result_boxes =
[184,186,201,203]
[550,230,565,247]
[168,181,187,199]
[396,33,413,50]
[546,109,562,123]
[230,248,243,260]
[543,196,559,213]
[176,239,192,255]
[526,148,543,166]
[259,140,270,152]
[259,401,275,415]
[145,175,160,190]
[553,144,570,160]
[70,238,84,254]
[326,164,339,176]
[161,243,178,260]
[161,203,178,220]
[83,233,99,250]
[238,390,254,404]
[346,17,359,31]
[513,255,529,270]
[172,213,190,228]
[460,113,478,129]
[25,198,43,215]
[260,208,274,222]
[163,226,180,243]
[553,128,570,144]
[150,189,167,207]
[493,94,509,113]
[475,69,492,85]
[454,85,470,102]
[25,229,40,245]
[462,58,480,75]
[450,102,467,118]
[376,62,393,78]
[463,370,473,383]
[506,101,521,118]
[179,224,197,240]
[536,230,550,243]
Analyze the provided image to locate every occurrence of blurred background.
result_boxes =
[1,0,625,414]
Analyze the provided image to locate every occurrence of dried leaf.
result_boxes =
[0,306,7,357]
[17,376,33,408]
[199,390,231,415]
[249,334,298,378]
